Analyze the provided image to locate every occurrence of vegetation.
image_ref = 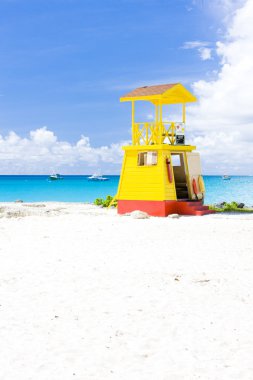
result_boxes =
[94,197,253,212]
[94,195,117,208]
[209,201,253,213]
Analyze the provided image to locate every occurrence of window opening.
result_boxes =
[138,151,158,166]
[171,154,181,167]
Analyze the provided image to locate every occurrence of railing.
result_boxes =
[132,121,185,145]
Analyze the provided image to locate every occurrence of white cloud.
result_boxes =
[183,41,210,49]
[30,127,57,145]
[199,47,212,61]
[182,40,212,60]
[191,0,246,17]
[211,0,246,13]
[187,0,253,174]
[0,127,127,174]
[0,1,252,176]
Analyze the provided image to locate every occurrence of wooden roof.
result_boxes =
[122,83,177,98]
[120,83,197,104]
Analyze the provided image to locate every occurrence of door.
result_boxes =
[171,153,189,200]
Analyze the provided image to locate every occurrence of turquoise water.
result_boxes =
[0,175,253,206]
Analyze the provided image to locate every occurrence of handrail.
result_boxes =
[132,121,184,145]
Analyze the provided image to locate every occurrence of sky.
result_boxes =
[0,0,252,174]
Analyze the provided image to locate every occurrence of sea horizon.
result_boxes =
[0,175,253,206]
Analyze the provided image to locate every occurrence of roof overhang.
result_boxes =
[120,83,197,104]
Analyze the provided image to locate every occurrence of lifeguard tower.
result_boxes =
[116,83,213,216]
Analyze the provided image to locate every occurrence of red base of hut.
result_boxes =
[117,200,214,217]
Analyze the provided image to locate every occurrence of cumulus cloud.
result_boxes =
[30,127,57,145]
[0,127,127,174]
[187,0,253,174]
[0,1,252,176]
[182,40,212,60]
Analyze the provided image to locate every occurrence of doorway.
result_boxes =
[171,153,189,199]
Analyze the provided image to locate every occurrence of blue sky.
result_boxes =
[0,0,221,144]
[0,0,252,174]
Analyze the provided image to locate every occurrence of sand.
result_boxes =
[0,202,253,379]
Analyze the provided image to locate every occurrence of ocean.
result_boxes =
[0,175,253,206]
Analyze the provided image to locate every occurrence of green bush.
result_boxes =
[94,195,117,208]
[94,198,103,206]
[209,201,253,213]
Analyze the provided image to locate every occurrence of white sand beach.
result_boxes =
[0,202,253,379]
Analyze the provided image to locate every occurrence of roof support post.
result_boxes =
[159,103,163,123]
[155,104,158,125]
[131,101,135,144]
[182,103,186,123]
[159,102,163,144]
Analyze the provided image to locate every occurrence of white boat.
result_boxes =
[88,173,109,181]
[49,173,64,180]
[222,175,231,180]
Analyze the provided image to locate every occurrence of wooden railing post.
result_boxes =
[132,120,179,146]
[171,122,175,145]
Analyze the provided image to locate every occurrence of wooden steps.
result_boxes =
[176,201,215,216]
[175,183,188,199]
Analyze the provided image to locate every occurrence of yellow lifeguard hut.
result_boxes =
[116,83,213,216]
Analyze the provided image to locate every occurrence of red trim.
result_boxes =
[117,200,214,217]
[166,158,173,183]
[192,178,198,197]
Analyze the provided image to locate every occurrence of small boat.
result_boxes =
[222,175,231,180]
[49,173,64,180]
[88,173,109,181]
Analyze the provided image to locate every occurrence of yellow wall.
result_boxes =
[117,146,186,201]
[117,145,196,201]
